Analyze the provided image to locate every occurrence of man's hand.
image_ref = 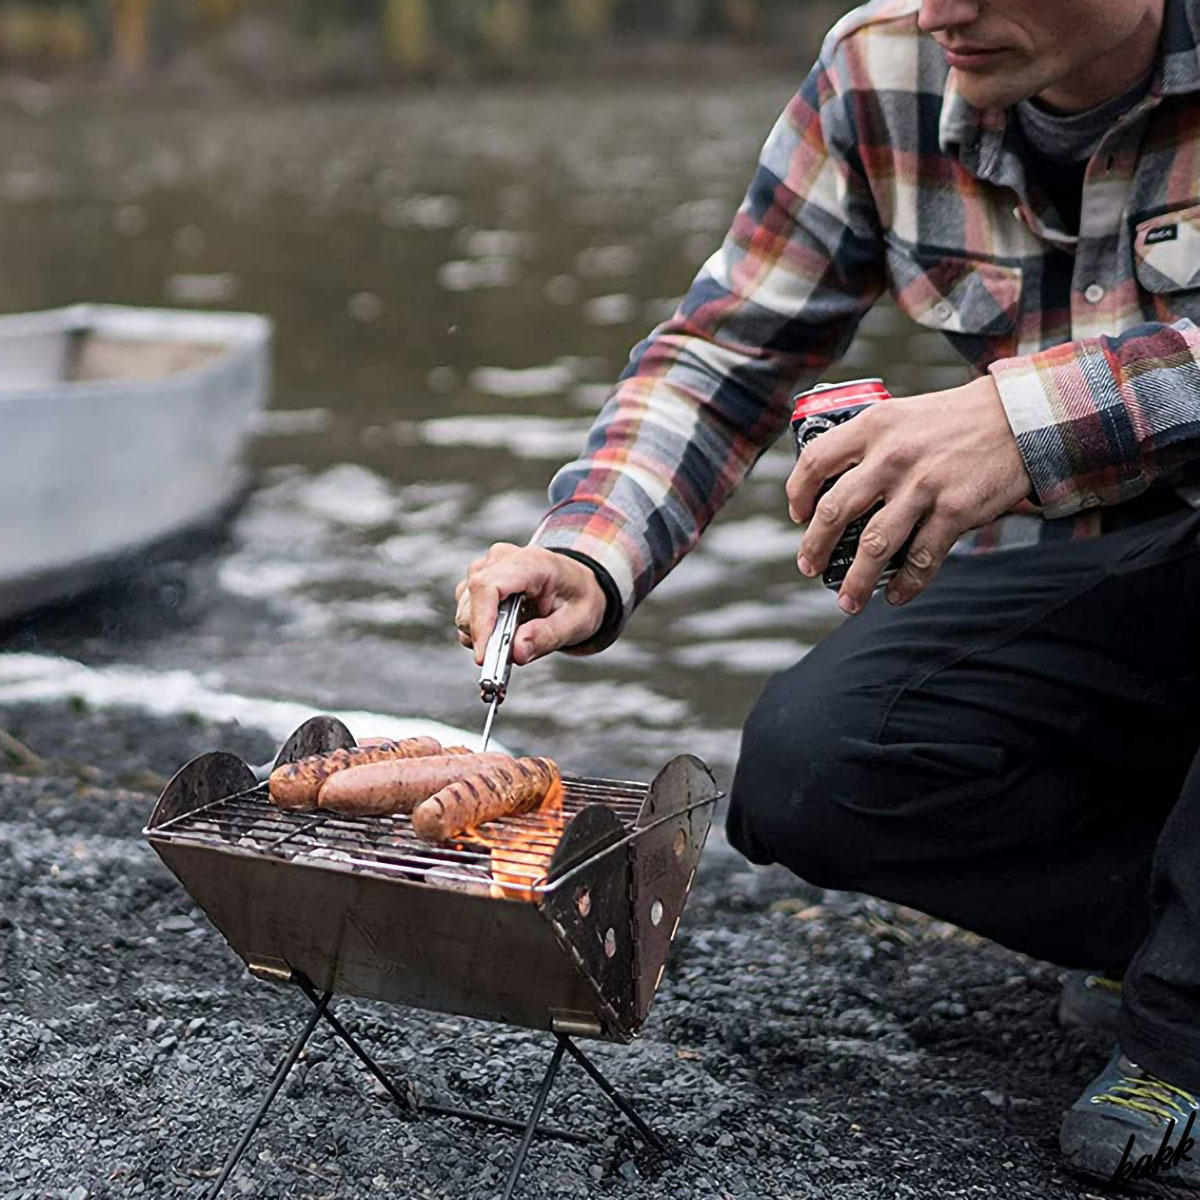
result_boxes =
[453,544,608,666]
[786,376,1032,614]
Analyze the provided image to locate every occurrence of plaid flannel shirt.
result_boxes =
[533,0,1200,652]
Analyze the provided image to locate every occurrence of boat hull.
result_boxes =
[0,305,271,623]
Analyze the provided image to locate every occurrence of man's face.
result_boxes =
[918,0,1162,111]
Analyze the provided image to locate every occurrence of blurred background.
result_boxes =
[0,0,849,86]
[0,0,969,784]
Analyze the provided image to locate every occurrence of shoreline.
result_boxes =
[0,651,504,757]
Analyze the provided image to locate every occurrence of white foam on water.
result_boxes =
[510,679,689,729]
[748,448,796,482]
[216,558,313,600]
[347,291,384,324]
[381,194,462,230]
[673,639,812,674]
[458,229,535,259]
[164,272,240,304]
[437,259,516,292]
[0,653,503,754]
[575,244,638,279]
[660,197,730,235]
[328,594,442,628]
[651,552,732,600]
[704,515,801,564]
[378,530,481,583]
[570,383,613,411]
[393,491,469,533]
[416,415,593,460]
[249,408,334,436]
[471,491,550,540]
[582,294,637,327]
[677,592,841,638]
[468,363,575,398]
[3,157,65,204]
[295,464,396,528]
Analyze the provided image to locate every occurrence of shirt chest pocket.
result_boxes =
[886,245,1022,355]
[1135,205,1200,321]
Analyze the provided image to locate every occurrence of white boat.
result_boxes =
[0,303,271,623]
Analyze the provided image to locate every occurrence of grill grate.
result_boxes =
[150,775,650,899]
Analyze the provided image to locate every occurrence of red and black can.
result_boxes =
[791,379,909,592]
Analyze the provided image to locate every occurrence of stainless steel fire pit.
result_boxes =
[144,716,721,1199]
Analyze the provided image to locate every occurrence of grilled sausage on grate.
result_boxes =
[412,756,563,841]
[269,737,449,811]
[316,752,516,816]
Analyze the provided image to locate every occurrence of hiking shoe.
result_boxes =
[1060,1045,1200,1189]
[1058,971,1123,1036]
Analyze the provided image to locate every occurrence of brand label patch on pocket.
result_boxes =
[1146,224,1180,246]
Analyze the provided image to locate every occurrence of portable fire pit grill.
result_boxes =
[144,716,720,1199]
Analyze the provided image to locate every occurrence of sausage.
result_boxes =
[412,757,562,842]
[316,752,515,816]
[268,736,446,811]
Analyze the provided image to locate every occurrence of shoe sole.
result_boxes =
[1061,1109,1200,1194]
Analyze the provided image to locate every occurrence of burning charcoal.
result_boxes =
[423,865,493,896]
[307,847,356,864]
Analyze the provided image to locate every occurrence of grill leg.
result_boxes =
[560,1036,669,1153]
[500,1037,567,1200]
[295,976,414,1114]
[294,976,590,1146]
[205,989,331,1200]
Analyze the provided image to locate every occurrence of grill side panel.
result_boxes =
[147,751,257,828]
[538,757,721,1040]
[539,840,637,1041]
[148,840,609,1035]
[630,769,715,1025]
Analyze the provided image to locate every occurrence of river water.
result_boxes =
[0,78,967,783]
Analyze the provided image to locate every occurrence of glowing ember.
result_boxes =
[468,784,566,902]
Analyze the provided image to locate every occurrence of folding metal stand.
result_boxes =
[204,975,668,1200]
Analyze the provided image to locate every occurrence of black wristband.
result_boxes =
[547,548,623,644]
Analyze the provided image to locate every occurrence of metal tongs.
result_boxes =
[478,593,524,751]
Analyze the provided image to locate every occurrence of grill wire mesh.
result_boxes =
[150,776,649,898]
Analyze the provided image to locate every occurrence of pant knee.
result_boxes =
[727,781,866,891]
[726,673,873,889]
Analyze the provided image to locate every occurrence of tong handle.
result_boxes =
[479,594,524,705]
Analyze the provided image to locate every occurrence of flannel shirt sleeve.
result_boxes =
[990,320,1200,518]
[530,37,887,655]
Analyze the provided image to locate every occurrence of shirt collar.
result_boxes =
[938,73,1023,192]
[1158,0,1200,97]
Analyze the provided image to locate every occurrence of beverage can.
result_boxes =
[790,379,909,591]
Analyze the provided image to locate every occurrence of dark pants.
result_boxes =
[726,493,1200,1090]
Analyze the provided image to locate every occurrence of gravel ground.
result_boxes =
[0,701,1143,1199]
